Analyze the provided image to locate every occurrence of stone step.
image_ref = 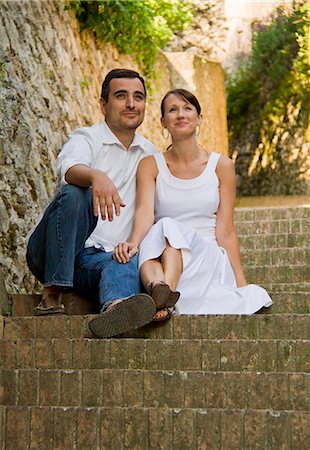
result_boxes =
[2,314,309,340]
[1,338,309,373]
[244,265,309,284]
[238,233,309,249]
[1,368,309,411]
[263,282,310,293]
[8,290,310,318]
[235,217,309,236]
[240,247,309,266]
[1,406,308,450]
[234,205,309,221]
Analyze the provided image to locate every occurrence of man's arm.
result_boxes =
[65,164,125,221]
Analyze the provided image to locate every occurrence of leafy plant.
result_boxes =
[226,1,310,195]
[67,0,193,78]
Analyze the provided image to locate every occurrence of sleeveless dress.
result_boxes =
[138,152,273,315]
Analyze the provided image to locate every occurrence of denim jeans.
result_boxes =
[26,185,141,310]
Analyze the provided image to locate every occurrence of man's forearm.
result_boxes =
[65,165,102,187]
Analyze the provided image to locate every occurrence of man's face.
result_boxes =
[101,77,146,133]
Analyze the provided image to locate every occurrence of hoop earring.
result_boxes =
[195,125,200,137]
[162,128,169,140]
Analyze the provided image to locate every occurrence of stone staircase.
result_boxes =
[0,206,309,449]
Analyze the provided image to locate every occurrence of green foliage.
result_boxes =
[226,2,309,142]
[226,2,310,195]
[67,0,193,77]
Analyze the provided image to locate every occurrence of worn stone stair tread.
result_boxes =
[1,368,309,410]
[1,405,309,450]
[8,289,310,317]
[1,337,309,372]
[2,313,309,340]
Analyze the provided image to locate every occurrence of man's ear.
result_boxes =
[100,98,106,116]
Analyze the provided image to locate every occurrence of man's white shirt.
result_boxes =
[57,121,157,251]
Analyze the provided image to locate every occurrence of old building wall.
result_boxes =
[0,0,228,294]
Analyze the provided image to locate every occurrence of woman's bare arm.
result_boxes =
[215,156,247,287]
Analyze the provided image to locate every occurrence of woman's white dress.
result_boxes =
[139,152,272,315]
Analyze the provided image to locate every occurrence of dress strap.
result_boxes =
[153,152,169,175]
[206,152,221,173]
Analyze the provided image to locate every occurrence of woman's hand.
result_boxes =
[113,242,138,263]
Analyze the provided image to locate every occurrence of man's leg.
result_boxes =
[26,185,97,312]
[74,249,156,338]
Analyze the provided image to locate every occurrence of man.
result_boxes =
[26,68,157,338]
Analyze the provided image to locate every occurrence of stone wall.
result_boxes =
[0,0,228,294]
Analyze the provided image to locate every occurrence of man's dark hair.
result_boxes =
[101,68,146,102]
[161,88,201,117]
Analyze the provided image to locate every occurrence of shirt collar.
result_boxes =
[100,121,149,153]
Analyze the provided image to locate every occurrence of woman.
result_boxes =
[113,89,272,320]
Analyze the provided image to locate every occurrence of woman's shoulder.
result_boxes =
[138,154,159,175]
[216,154,234,169]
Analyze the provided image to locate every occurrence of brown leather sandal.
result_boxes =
[146,281,180,310]
[152,306,175,322]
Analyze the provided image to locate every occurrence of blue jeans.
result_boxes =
[26,185,141,310]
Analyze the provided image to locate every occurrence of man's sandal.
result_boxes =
[34,302,65,316]
[88,293,156,338]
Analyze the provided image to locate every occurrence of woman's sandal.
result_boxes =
[152,306,175,322]
[146,281,180,322]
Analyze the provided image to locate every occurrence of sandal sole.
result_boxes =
[88,294,156,338]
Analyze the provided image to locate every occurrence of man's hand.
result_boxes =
[113,242,138,263]
[91,170,125,221]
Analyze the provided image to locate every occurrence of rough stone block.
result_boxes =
[72,338,92,369]
[39,370,60,406]
[3,317,35,339]
[225,372,247,409]
[53,407,77,450]
[221,410,243,449]
[268,373,290,410]
[0,340,16,368]
[246,372,269,409]
[144,371,164,407]
[267,411,290,449]
[277,340,296,372]
[201,340,221,371]
[18,369,38,406]
[126,339,145,369]
[5,406,30,449]
[196,409,221,450]
[161,340,184,370]
[163,371,184,408]
[290,411,310,450]
[124,408,148,450]
[0,369,17,406]
[82,370,102,406]
[35,339,53,369]
[149,408,172,450]
[76,408,98,450]
[60,370,80,406]
[35,316,70,339]
[100,408,124,450]
[238,340,259,371]
[289,373,309,411]
[205,372,226,408]
[123,371,143,407]
[30,406,53,450]
[244,410,267,450]
[182,339,202,370]
[172,408,196,450]
[110,339,128,368]
[16,339,35,369]
[184,371,205,408]
[52,338,72,369]
[91,339,110,369]
[101,369,123,407]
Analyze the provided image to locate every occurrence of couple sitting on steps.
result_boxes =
[26,68,272,338]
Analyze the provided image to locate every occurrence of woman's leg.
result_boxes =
[161,243,183,290]
[140,241,183,320]
[140,259,165,289]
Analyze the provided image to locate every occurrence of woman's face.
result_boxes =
[161,94,202,137]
